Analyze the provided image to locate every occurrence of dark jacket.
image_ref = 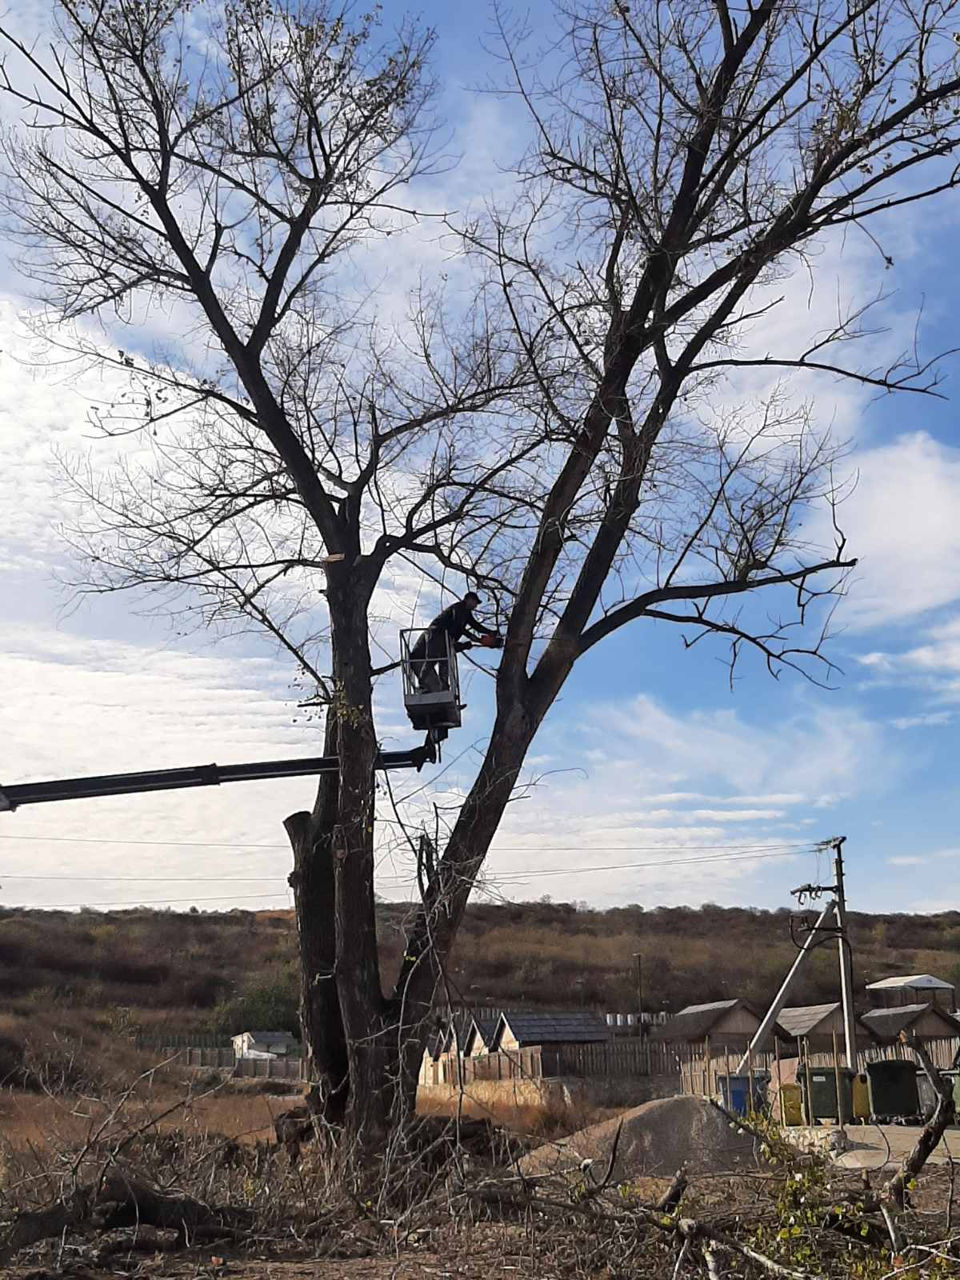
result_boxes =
[412,601,496,659]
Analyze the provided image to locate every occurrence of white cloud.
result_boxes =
[853,616,960,703]
[466,692,888,907]
[0,621,314,909]
[890,711,954,729]
[837,433,960,630]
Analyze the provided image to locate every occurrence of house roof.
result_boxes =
[860,1003,960,1043]
[241,1030,298,1044]
[866,974,954,991]
[777,1003,842,1038]
[493,1010,610,1047]
[660,999,755,1042]
[464,1015,500,1050]
[432,1008,512,1057]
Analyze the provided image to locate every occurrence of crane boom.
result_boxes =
[0,747,430,812]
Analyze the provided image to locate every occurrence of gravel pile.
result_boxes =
[522,1094,761,1180]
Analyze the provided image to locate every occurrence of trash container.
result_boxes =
[852,1072,870,1121]
[917,1067,960,1123]
[799,1066,855,1123]
[718,1072,769,1115]
[774,1081,803,1125]
[943,1067,960,1118]
[866,1060,920,1121]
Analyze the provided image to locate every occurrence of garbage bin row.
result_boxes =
[717,1060,957,1124]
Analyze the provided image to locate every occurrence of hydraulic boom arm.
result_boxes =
[0,747,431,812]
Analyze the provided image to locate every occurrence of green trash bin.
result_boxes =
[938,1067,960,1123]
[866,1060,920,1121]
[799,1066,854,1123]
[916,1068,938,1122]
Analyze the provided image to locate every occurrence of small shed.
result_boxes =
[232,1030,300,1059]
[490,1010,610,1052]
[860,1002,960,1045]
[865,974,955,1012]
[776,1003,851,1051]
[658,999,761,1048]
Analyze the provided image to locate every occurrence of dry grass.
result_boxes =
[0,1081,304,1157]
[416,1086,618,1142]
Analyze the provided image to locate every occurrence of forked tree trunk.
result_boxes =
[284,710,349,1124]
[326,570,393,1145]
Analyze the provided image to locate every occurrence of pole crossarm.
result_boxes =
[0,748,429,812]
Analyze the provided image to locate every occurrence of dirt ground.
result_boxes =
[10,1257,517,1279]
[7,1226,550,1280]
[833,1121,960,1168]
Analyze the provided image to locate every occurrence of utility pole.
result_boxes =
[736,899,837,1074]
[833,837,858,1071]
[632,951,643,1027]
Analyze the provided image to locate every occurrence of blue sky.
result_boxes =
[1,1,960,917]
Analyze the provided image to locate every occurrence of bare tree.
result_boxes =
[3,0,960,1145]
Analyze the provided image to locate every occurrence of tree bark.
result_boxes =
[394,698,538,1035]
[284,707,348,1125]
[326,565,391,1146]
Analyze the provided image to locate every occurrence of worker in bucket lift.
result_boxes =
[411,590,504,693]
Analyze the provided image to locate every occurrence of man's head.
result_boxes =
[463,590,482,608]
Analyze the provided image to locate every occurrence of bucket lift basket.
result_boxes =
[399,628,462,732]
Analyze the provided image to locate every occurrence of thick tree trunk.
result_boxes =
[393,698,539,1053]
[284,709,349,1125]
[326,570,391,1147]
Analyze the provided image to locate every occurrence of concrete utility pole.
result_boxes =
[833,837,858,1070]
[633,951,643,1026]
[736,899,837,1074]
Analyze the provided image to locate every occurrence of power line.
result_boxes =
[0,845,807,892]
[0,832,813,853]
[385,847,804,883]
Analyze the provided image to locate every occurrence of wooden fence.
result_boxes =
[424,1035,960,1093]
[152,1046,308,1080]
[425,1038,684,1087]
[136,1032,232,1050]
[678,1036,960,1099]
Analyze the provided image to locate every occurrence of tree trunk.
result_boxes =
[393,698,538,1067]
[284,708,349,1125]
[326,569,391,1147]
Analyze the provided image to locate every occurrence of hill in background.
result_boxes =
[2,899,959,1042]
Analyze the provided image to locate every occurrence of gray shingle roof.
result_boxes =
[660,999,752,1042]
[495,1010,610,1047]
[245,1030,298,1043]
[860,1003,960,1043]
[776,1004,841,1038]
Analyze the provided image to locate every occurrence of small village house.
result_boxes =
[657,999,761,1050]
[489,1010,610,1053]
[775,1003,870,1051]
[232,1030,300,1059]
[859,1003,960,1045]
